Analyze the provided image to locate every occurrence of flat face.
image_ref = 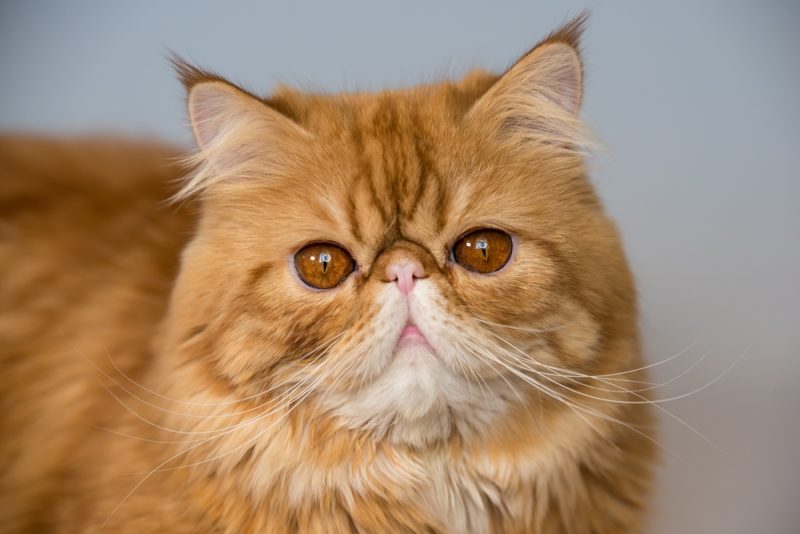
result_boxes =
[173,39,634,448]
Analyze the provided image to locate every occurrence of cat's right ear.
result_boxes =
[171,57,309,199]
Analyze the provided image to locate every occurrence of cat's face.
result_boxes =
[167,27,636,446]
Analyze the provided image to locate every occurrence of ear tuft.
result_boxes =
[534,10,588,51]
[169,53,230,92]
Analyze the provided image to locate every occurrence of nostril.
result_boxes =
[385,261,425,295]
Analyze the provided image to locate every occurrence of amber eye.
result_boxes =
[452,229,513,274]
[294,243,355,289]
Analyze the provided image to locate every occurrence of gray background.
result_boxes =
[1,1,798,532]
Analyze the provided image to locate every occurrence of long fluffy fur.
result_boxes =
[0,15,655,533]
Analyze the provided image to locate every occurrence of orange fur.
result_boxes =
[1,15,655,533]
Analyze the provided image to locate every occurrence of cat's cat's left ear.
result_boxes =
[467,13,589,151]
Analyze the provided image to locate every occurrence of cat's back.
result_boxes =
[0,135,193,346]
[0,135,194,532]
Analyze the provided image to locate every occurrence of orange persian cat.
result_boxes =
[0,15,655,533]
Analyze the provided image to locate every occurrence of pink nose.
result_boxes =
[385,261,425,295]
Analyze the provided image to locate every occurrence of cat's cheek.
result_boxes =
[550,301,602,366]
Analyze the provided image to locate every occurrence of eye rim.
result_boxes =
[292,241,357,290]
[450,227,515,274]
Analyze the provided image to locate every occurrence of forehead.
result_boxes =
[337,97,453,249]
[257,84,570,265]
[270,91,463,253]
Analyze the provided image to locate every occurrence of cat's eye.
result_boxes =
[452,229,513,274]
[294,243,355,289]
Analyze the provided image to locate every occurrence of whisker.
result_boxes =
[102,339,345,527]
[157,337,354,472]
[72,334,345,439]
[85,423,209,445]
[485,329,698,383]
[545,349,713,395]
[104,333,346,408]
[101,359,328,438]
[76,335,341,443]
[473,317,565,335]
[505,351,721,450]
[484,331,741,454]
[92,341,333,428]
[456,331,683,461]
[453,336,527,407]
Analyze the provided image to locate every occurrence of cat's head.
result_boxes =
[165,15,637,447]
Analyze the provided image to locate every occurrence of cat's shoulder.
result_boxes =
[0,134,194,309]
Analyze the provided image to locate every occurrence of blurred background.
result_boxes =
[1,1,798,532]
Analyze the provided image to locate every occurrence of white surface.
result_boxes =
[1,1,798,532]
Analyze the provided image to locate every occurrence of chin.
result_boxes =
[326,340,512,448]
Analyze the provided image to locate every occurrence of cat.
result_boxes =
[0,14,655,533]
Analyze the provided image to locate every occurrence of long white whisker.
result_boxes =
[457,332,681,461]
[453,335,527,406]
[91,335,345,438]
[105,333,345,408]
[93,338,339,425]
[486,331,740,453]
[473,317,564,335]
[102,337,345,526]
[158,338,354,472]
[504,349,721,450]
[485,329,698,384]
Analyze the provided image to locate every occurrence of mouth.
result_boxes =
[397,317,432,350]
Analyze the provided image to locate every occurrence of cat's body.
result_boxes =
[0,137,194,531]
[1,17,655,533]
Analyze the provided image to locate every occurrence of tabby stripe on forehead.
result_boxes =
[408,134,431,220]
[346,128,366,242]
[383,102,410,221]
[434,180,449,232]
[345,186,363,243]
[410,124,449,232]
[377,101,398,183]
[366,165,390,225]
[367,100,397,225]
[383,131,401,221]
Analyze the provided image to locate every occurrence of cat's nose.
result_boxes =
[385,260,426,295]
